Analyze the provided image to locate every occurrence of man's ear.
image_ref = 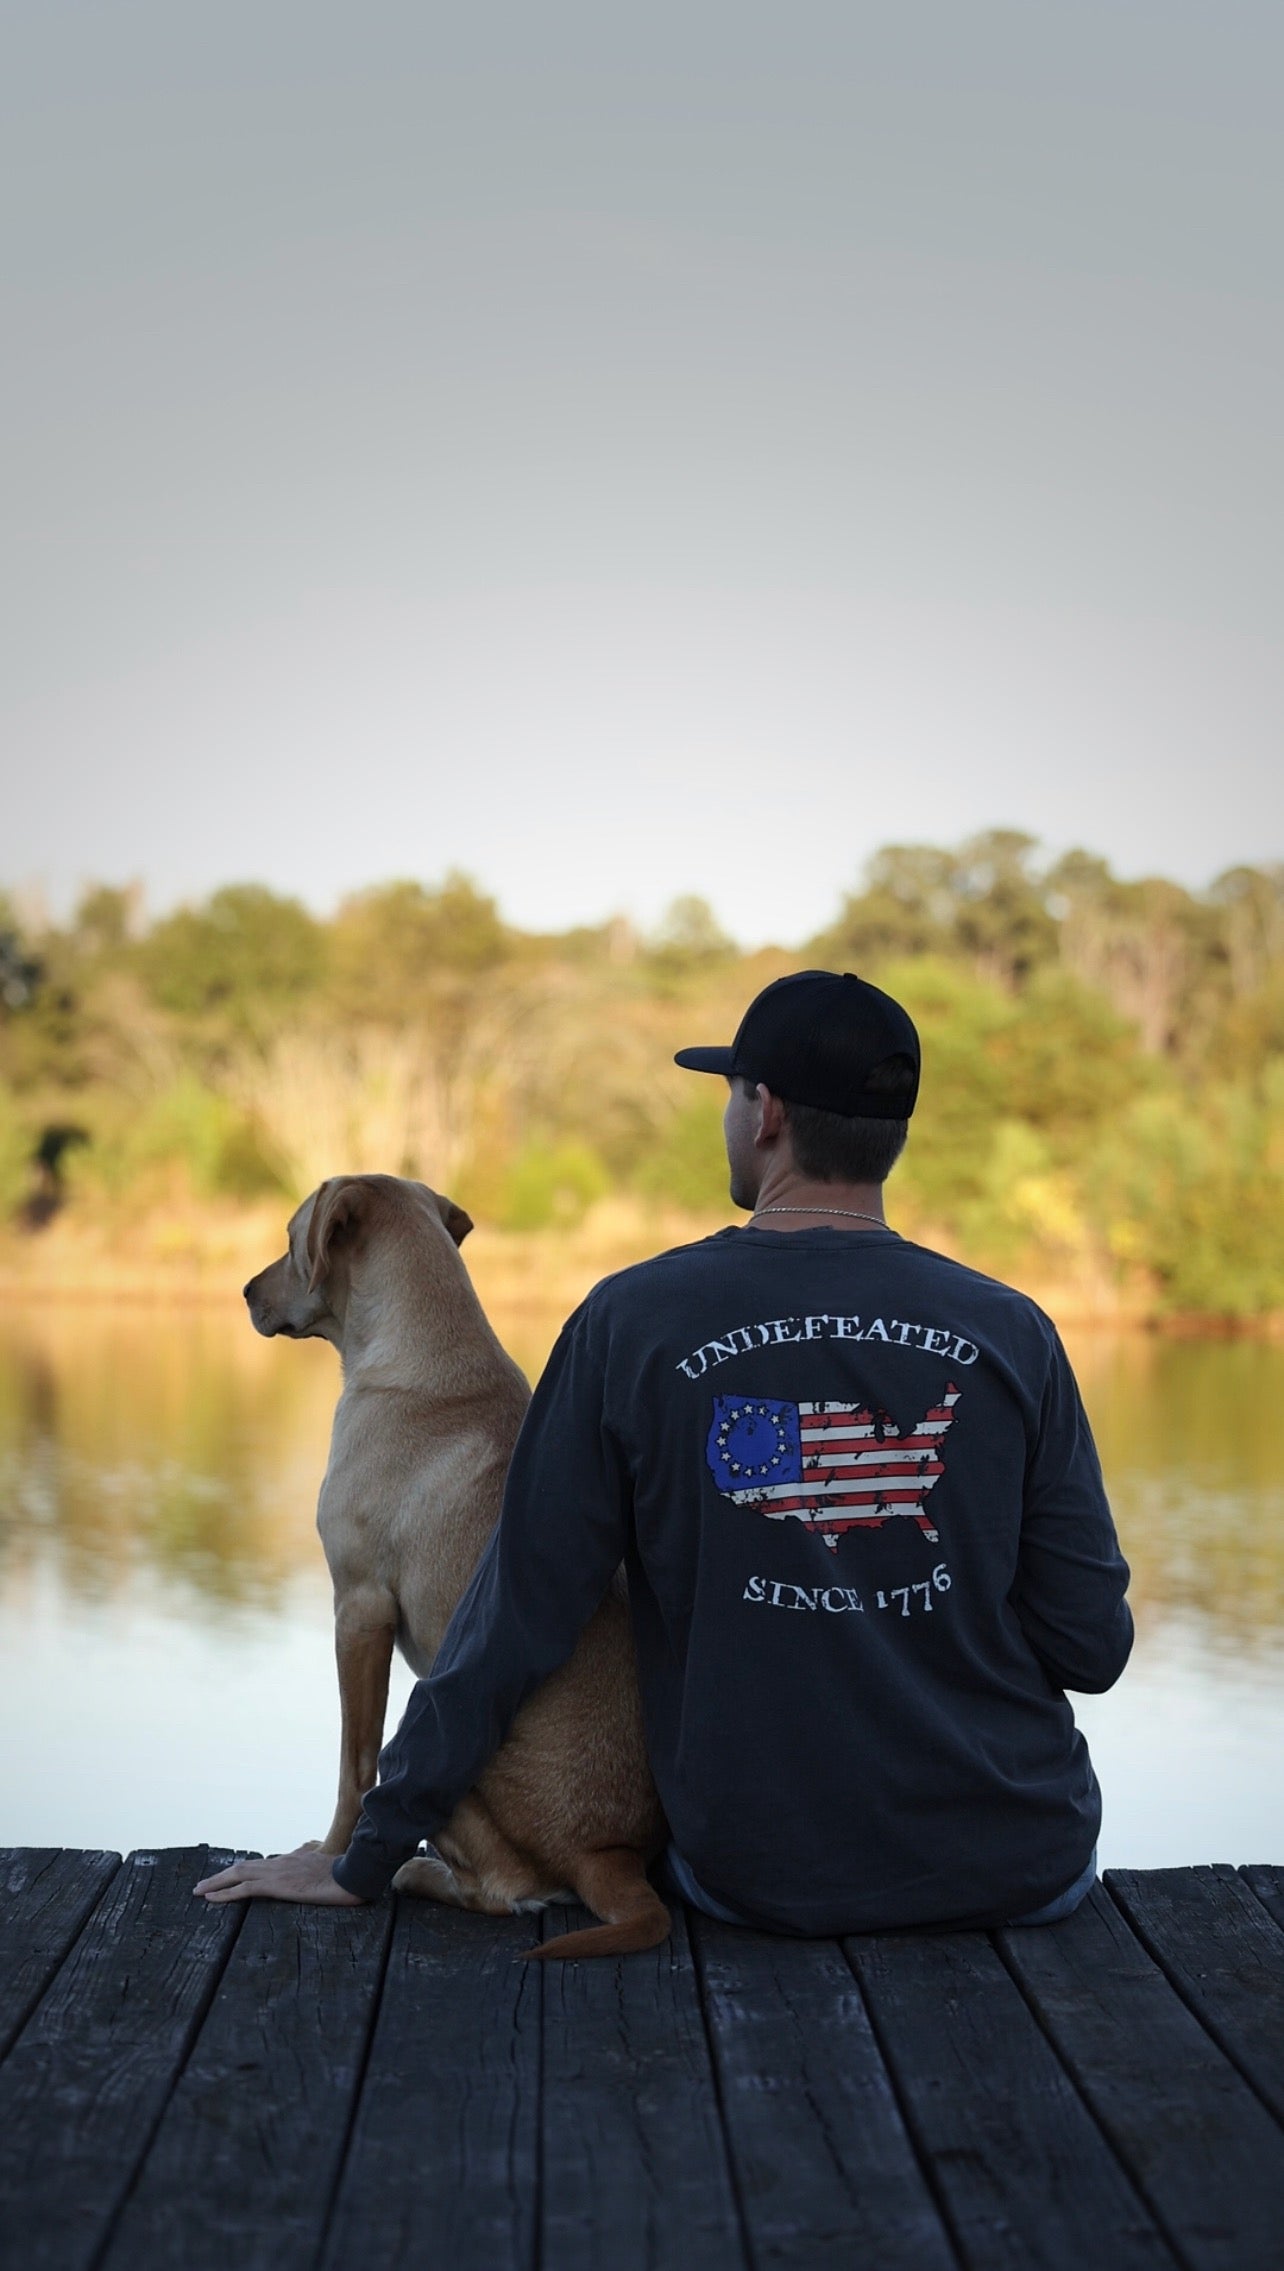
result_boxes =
[307,1178,365,1290]
[434,1192,474,1246]
[755,1086,788,1145]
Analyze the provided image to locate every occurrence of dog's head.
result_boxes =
[243,1175,474,1343]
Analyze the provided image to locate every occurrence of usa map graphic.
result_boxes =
[705,1384,961,1552]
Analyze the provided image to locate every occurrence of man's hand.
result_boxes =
[193,1847,368,1906]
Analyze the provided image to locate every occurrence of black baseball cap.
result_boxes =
[674,969,920,1120]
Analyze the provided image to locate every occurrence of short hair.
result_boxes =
[741,1076,909,1184]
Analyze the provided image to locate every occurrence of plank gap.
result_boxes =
[538,1896,743,2270]
[837,1934,972,2271]
[319,1899,541,2271]
[83,1857,253,2271]
[1239,1865,1284,1938]
[0,1847,251,2271]
[312,1896,400,2265]
[0,1849,122,2064]
[684,1906,773,2271]
[1105,1869,1284,2137]
[845,1925,1176,2270]
[991,1909,1210,2271]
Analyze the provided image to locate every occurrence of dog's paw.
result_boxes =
[392,1853,462,1902]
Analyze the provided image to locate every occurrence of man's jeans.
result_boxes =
[1005,1848,1098,1926]
[664,1844,1099,1931]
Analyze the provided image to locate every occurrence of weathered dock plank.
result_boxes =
[100,1895,394,2271]
[998,1882,1284,2271]
[540,1900,745,2271]
[1108,1866,1284,2128]
[693,1915,954,2271]
[1241,1862,1284,1932]
[0,1847,244,2271]
[2,1855,1283,2271]
[320,1898,539,2271]
[847,1927,1175,2271]
[0,1848,119,2060]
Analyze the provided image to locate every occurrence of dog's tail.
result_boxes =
[524,1846,671,1962]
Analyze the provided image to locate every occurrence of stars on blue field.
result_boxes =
[706,1398,804,1493]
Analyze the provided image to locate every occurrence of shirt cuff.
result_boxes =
[331,1838,414,1901]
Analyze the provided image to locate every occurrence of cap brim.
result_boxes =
[674,1045,736,1075]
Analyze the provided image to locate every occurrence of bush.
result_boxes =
[0,1088,34,1219]
[1100,1084,1284,1316]
[499,1140,610,1231]
[632,1090,729,1212]
[75,1077,290,1205]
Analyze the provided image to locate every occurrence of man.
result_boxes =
[198,969,1131,1929]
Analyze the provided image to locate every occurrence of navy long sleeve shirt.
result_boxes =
[333,1228,1132,1931]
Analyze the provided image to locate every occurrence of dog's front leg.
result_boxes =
[324,1587,398,1853]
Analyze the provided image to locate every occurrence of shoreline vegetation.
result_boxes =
[2,831,1282,1333]
[2,1196,1275,1339]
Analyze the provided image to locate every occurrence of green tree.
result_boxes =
[810,843,957,968]
[1045,853,1214,1055]
[137,886,326,1024]
[812,831,1056,988]
[327,874,511,1024]
[70,883,142,961]
[646,896,737,975]
[1100,1083,1284,1316]
[981,967,1144,1157]
[1207,865,1284,998]
[949,830,1058,988]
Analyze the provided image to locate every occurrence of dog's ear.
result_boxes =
[307,1177,365,1290]
[434,1192,473,1246]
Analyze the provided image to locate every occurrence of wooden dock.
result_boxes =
[3,1851,1284,2270]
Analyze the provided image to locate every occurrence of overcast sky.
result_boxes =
[3,1,1281,944]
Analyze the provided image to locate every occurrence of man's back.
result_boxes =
[573,1223,1131,1932]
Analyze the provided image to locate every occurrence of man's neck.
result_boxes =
[746,1168,890,1232]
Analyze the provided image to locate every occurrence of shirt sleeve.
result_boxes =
[332,1301,631,1900]
[1009,1327,1134,1695]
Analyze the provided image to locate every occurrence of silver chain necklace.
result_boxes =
[751,1206,895,1229]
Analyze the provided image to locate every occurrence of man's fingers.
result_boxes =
[193,1861,257,1894]
[192,1851,366,1906]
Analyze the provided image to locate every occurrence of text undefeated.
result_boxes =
[677,1314,979,1380]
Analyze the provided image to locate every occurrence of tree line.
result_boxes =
[2,831,1282,1318]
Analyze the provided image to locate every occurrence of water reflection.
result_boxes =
[0,1305,334,1610]
[1065,1331,1284,1657]
[2,1298,1281,1864]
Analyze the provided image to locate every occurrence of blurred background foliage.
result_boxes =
[1,831,1282,1318]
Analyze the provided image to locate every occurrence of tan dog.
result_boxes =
[244,1173,667,1960]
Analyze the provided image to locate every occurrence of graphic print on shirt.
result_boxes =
[704,1383,961,1553]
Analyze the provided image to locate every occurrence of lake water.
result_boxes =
[1,1298,1281,1869]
